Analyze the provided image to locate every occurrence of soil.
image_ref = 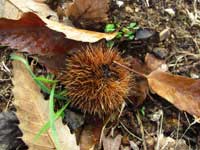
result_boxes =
[0,47,14,112]
[107,1,200,149]
[1,0,200,149]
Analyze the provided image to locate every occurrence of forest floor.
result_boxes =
[0,0,200,150]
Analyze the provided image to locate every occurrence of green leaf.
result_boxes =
[49,84,60,150]
[105,24,116,32]
[34,101,70,141]
[34,76,58,84]
[133,26,140,30]
[106,40,115,48]
[10,54,67,100]
[128,22,137,29]
[122,27,130,33]
[140,106,145,116]
[116,32,123,39]
[127,35,135,40]
[124,31,134,37]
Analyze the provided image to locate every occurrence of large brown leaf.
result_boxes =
[0,12,116,71]
[0,12,80,56]
[67,0,109,29]
[12,57,79,150]
[147,70,200,118]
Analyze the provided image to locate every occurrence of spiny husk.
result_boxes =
[61,44,132,117]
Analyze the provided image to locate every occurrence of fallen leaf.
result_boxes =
[130,57,150,75]
[145,53,168,72]
[79,118,103,150]
[66,0,109,29]
[2,0,58,19]
[1,2,116,43]
[42,16,117,42]
[156,134,189,150]
[128,77,149,107]
[12,56,79,150]
[102,134,122,150]
[147,70,200,118]
[0,12,82,71]
[128,57,149,107]
[0,12,117,71]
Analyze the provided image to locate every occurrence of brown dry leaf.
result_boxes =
[147,70,200,118]
[102,134,122,150]
[156,134,189,150]
[145,53,168,72]
[1,0,57,19]
[12,57,79,150]
[67,0,109,29]
[79,119,103,150]
[1,1,116,42]
[42,16,117,42]
[0,12,116,71]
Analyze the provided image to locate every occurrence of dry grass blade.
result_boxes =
[12,56,79,150]
[147,70,200,118]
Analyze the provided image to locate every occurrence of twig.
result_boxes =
[175,113,181,149]
[113,61,147,78]
[180,113,199,140]
[155,110,164,150]
[120,121,143,141]
[1,61,11,73]
[0,78,11,82]
[99,115,111,148]
[136,111,147,150]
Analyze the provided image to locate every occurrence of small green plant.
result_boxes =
[104,23,116,32]
[10,54,66,100]
[104,22,139,47]
[140,106,146,116]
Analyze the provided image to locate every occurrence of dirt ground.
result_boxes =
[1,0,200,149]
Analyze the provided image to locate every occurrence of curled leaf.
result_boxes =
[147,70,200,118]
[0,12,116,71]
[67,0,109,29]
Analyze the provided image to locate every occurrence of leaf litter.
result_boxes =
[12,56,79,150]
[1,0,200,150]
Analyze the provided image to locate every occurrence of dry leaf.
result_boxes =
[147,70,200,118]
[1,1,116,42]
[1,0,57,19]
[0,12,82,71]
[12,57,79,150]
[145,53,168,72]
[42,16,117,42]
[0,12,116,70]
[102,134,122,150]
[67,0,109,29]
[156,134,189,150]
[79,119,103,150]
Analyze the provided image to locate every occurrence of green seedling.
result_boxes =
[104,21,139,47]
[49,83,60,150]
[10,54,67,100]
[104,23,116,32]
[33,76,58,84]
[140,106,145,116]
[10,54,71,149]
[128,22,139,30]
[34,84,71,150]
[106,40,115,48]
[34,101,70,141]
